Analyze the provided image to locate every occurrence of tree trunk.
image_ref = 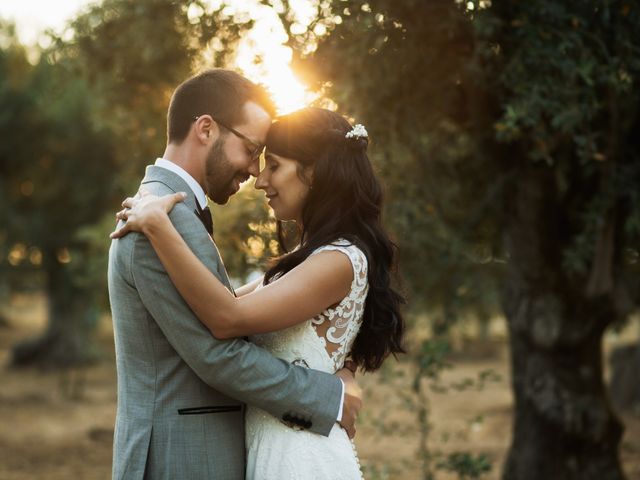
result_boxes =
[10,250,98,369]
[501,164,626,480]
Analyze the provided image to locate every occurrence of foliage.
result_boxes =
[0,21,35,294]
[437,452,492,480]
[363,335,499,479]
[0,0,256,364]
[211,182,278,283]
[58,0,252,188]
[0,19,118,300]
[271,0,640,324]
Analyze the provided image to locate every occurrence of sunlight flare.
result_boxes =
[232,4,317,115]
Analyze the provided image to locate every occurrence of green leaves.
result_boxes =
[437,452,492,479]
[0,1,263,355]
[280,0,640,326]
[211,182,277,282]
[415,338,452,385]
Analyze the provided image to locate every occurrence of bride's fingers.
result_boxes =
[115,208,128,220]
[110,223,131,239]
[123,197,137,209]
[139,187,150,197]
[163,192,187,211]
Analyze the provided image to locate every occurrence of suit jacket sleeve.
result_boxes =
[129,202,342,437]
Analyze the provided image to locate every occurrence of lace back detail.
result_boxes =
[309,240,369,371]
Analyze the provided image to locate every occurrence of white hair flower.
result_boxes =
[345,124,368,140]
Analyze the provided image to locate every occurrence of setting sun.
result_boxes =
[1,0,317,114]
[231,3,318,115]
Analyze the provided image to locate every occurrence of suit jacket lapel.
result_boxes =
[141,165,200,214]
[140,165,234,292]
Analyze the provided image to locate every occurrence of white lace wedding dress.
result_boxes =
[245,240,368,480]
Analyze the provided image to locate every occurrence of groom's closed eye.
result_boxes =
[247,144,265,162]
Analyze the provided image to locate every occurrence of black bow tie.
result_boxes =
[195,204,213,236]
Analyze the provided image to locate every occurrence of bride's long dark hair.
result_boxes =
[263,107,405,372]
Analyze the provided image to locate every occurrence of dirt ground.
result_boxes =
[1,294,638,480]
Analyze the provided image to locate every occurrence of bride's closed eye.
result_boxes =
[264,160,278,172]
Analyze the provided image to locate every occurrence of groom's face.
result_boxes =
[204,102,271,205]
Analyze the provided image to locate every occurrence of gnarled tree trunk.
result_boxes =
[502,164,625,480]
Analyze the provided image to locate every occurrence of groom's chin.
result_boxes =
[211,195,230,205]
[208,188,231,205]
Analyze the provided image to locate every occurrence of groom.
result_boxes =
[108,69,362,479]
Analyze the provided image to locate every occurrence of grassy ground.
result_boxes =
[0,293,638,480]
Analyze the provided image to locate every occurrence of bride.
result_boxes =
[111,107,406,479]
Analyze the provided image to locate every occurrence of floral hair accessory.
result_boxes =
[345,124,368,140]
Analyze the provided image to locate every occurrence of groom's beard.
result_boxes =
[205,135,239,205]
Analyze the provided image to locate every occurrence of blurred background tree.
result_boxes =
[0,21,34,328]
[1,20,119,367]
[61,0,251,187]
[0,0,252,367]
[267,0,640,478]
[210,186,278,281]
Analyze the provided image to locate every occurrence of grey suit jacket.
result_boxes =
[108,165,342,480]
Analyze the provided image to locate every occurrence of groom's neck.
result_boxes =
[162,143,205,188]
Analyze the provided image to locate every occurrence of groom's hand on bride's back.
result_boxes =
[336,367,363,439]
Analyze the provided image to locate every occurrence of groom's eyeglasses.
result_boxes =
[194,115,264,161]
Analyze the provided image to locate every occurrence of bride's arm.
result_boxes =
[112,192,352,339]
[143,215,352,339]
[235,276,263,297]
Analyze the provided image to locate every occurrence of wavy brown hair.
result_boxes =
[264,107,405,372]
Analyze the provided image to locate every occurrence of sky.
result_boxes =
[0,0,90,46]
[0,0,316,113]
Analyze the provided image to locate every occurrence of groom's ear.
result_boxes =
[193,115,217,144]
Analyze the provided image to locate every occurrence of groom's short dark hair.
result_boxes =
[167,69,276,144]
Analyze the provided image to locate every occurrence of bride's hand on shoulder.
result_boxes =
[110,187,187,239]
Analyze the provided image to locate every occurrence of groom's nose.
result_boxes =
[255,171,267,190]
[247,157,260,178]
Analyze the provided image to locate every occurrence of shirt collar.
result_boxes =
[154,158,207,210]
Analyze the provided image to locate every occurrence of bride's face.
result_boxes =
[255,152,312,223]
